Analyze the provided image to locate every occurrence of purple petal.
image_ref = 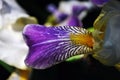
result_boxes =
[47,4,68,22]
[91,0,109,6]
[47,4,57,13]
[56,12,68,22]
[23,24,47,46]
[67,16,83,27]
[72,6,87,16]
[23,24,92,69]
[66,5,86,27]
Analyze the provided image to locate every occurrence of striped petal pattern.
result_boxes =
[23,24,93,69]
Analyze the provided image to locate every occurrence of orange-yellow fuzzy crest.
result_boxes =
[70,33,94,48]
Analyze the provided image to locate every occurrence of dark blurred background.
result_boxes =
[17,0,60,24]
[16,0,100,28]
[1,0,120,80]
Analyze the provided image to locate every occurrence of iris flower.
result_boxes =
[46,0,93,27]
[23,0,120,70]
[58,5,87,27]
[46,1,94,62]
[59,0,93,16]
[47,4,68,23]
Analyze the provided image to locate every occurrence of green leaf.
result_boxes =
[66,54,84,62]
[0,60,15,73]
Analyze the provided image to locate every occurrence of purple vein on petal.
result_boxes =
[23,24,73,69]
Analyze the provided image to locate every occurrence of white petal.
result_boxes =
[0,0,37,70]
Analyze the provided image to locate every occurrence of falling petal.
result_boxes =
[23,24,93,69]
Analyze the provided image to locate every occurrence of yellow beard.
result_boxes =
[70,33,94,48]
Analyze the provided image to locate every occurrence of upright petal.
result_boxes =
[67,15,83,27]
[47,4,68,23]
[72,6,87,16]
